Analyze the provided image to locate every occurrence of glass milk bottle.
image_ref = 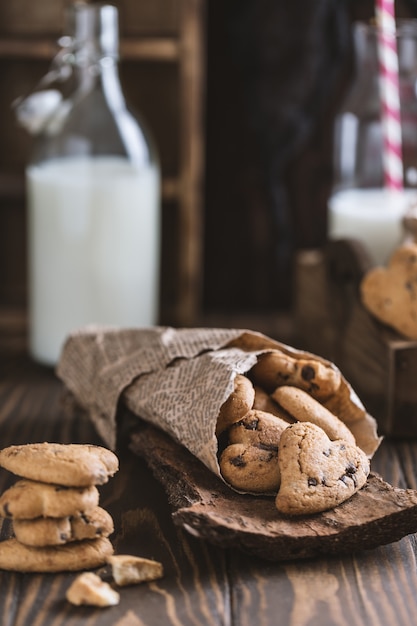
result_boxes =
[26,2,160,365]
[328,20,417,266]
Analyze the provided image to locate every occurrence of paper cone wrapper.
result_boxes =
[56,326,381,481]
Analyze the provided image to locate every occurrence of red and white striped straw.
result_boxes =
[376,0,404,190]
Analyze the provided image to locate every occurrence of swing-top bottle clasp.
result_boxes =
[12,36,76,135]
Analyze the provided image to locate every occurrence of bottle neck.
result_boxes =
[72,51,125,110]
[66,3,122,106]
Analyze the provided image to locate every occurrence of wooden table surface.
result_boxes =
[1,351,417,626]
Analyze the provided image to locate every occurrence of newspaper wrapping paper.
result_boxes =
[56,325,382,481]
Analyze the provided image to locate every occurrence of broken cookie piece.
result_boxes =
[275,422,369,516]
[66,572,120,607]
[107,554,164,586]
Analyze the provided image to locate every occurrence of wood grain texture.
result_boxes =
[1,354,417,625]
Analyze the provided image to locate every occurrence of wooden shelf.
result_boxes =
[0,38,58,60]
[0,36,180,61]
[0,172,180,203]
[121,38,180,61]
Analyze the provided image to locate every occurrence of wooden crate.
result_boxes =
[295,240,417,438]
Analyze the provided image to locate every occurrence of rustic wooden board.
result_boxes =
[4,356,417,625]
[130,423,417,561]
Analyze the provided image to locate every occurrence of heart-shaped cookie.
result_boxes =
[360,243,417,340]
[275,422,369,515]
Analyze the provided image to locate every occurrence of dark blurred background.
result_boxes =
[203,0,417,316]
[1,0,417,353]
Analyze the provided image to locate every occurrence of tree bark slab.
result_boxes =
[130,423,417,561]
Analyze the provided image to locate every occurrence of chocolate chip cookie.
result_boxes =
[0,443,119,487]
[12,506,114,547]
[0,479,99,519]
[250,350,341,400]
[228,409,289,448]
[275,422,370,515]
[216,374,255,435]
[271,386,356,445]
[0,536,114,572]
[220,442,280,493]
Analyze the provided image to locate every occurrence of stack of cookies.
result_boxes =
[0,442,119,572]
[217,350,371,516]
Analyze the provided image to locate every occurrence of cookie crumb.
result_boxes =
[66,572,120,607]
[107,554,163,586]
